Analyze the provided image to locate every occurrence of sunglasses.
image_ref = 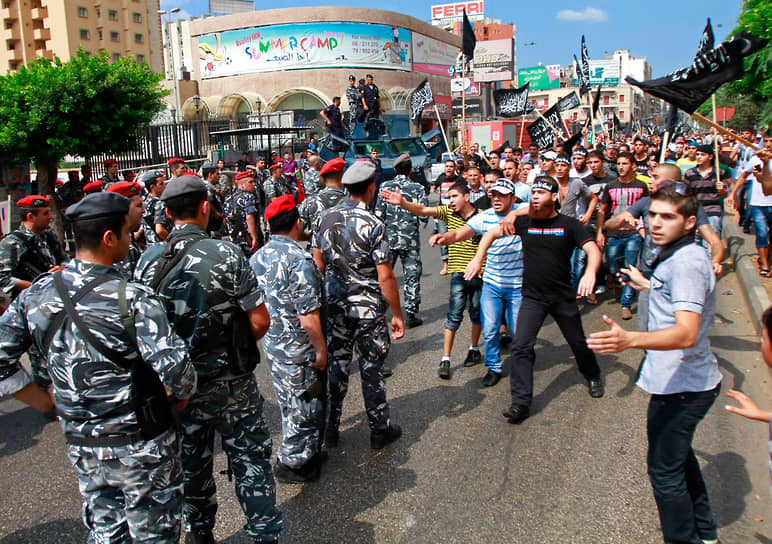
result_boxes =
[657,181,689,195]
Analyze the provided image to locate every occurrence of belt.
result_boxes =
[65,431,145,448]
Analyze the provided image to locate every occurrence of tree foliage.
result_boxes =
[726,0,772,126]
[0,50,167,237]
[695,87,763,131]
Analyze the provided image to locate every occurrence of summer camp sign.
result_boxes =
[198,22,412,78]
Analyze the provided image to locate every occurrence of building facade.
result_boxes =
[0,0,163,74]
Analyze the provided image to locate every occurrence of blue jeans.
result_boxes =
[570,246,585,291]
[606,235,642,309]
[647,384,720,543]
[751,205,772,249]
[444,273,482,331]
[481,282,522,373]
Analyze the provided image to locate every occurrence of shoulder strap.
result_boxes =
[52,272,136,370]
[149,233,206,291]
[118,279,137,346]
[41,273,115,355]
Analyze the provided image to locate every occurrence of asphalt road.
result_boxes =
[2,223,772,544]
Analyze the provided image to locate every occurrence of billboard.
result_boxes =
[209,0,253,15]
[198,22,411,79]
[412,33,458,76]
[517,66,560,90]
[571,59,620,86]
[431,1,484,26]
[472,38,512,82]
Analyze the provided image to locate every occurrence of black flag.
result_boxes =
[613,112,622,131]
[574,55,589,96]
[626,31,768,114]
[556,91,581,113]
[592,85,602,117]
[462,10,476,59]
[408,79,434,125]
[581,36,591,84]
[664,104,679,135]
[527,104,567,149]
[494,83,532,117]
[562,128,584,154]
[696,18,715,58]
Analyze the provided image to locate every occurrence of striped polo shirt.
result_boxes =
[466,207,524,289]
[435,205,482,273]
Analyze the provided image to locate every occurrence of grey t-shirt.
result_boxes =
[636,243,721,395]
[627,196,709,277]
[558,177,593,219]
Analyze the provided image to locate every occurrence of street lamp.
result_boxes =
[522,42,536,69]
[158,8,181,121]
[192,94,201,120]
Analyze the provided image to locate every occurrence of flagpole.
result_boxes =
[691,112,762,151]
[599,106,610,144]
[660,131,670,163]
[711,94,721,187]
[587,94,597,148]
[461,56,467,150]
[434,106,451,156]
[535,109,562,141]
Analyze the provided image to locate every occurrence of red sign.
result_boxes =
[716,107,735,122]
[425,95,452,119]
[431,1,484,21]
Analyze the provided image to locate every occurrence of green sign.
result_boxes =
[517,66,560,90]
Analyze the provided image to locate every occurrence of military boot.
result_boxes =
[185,531,215,544]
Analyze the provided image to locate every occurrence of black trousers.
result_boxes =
[509,295,601,408]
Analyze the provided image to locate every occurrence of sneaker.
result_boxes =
[502,405,530,425]
[325,428,339,448]
[588,377,605,398]
[621,307,633,320]
[462,348,482,367]
[481,370,502,387]
[438,359,451,379]
[371,424,402,450]
[406,313,423,328]
[594,285,606,295]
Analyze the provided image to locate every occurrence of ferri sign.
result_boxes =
[431,2,484,23]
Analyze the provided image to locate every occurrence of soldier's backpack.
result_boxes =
[149,231,261,376]
[43,273,175,446]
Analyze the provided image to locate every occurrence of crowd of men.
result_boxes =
[0,121,771,543]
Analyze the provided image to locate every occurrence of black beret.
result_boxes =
[65,192,129,221]
[161,175,207,201]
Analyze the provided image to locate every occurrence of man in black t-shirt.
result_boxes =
[466,176,604,425]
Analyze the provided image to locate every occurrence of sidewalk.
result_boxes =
[724,210,771,334]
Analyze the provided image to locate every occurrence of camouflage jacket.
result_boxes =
[374,174,428,251]
[312,198,391,319]
[302,168,322,197]
[134,223,265,381]
[0,259,196,440]
[298,186,347,232]
[0,224,68,294]
[264,175,295,201]
[114,240,143,280]
[250,235,322,365]
[223,189,257,251]
[141,193,162,244]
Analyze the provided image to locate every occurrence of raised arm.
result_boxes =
[380,187,438,217]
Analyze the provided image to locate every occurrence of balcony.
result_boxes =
[0,7,16,21]
[31,6,47,19]
[3,24,19,40]
[33,26,50,41]
[38,49,53,60]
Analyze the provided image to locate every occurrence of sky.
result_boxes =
[160,0,744,76]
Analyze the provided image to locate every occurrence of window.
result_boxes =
[132,12,141,23]
[95,8,100,17]
[110,31,119,42]
[112,53,120,62]
[80,29,90,40]
[108,10,118,20]
[619,94,625,103]
[98,30,103,40]
[134,33,143,44]
[4,21,12,29]
[603,95,609,106]
[7,41,15,50]
[77,6,87,17]
[2,2,10,8]
[136,54,145,63]
[9,62,18,70]
[619,111,625,120]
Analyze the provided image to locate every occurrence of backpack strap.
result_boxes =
[149,232,207,291]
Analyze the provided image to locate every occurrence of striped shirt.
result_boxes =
[466,207,523,289]
[435,205,482,273]
[684,167,722,217]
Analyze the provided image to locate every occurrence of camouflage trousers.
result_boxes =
[270,360,325,468]
[391,247,422,315]
[327,314,391,432]
[179,375,282,542]
[67,430,184,543]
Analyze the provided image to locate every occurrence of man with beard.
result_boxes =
[570,148,592,180]
[466,176,604,424]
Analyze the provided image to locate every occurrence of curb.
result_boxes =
[724,217,769,335]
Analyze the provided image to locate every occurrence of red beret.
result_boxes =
[265,194,297,221]
[235,171,253,180]
[182,170,199,177]
[16,195,49,208]
[106,181,142,198]
[83,181,103,193]
[167,158,185,165]
[269,162,284,171]
[320,158,345,175]
[104,158,118,166]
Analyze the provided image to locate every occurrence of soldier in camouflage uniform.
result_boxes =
[345,74,359,129]
[223,171,261,255]
[99,158,121,189]
[135,176,282,544]
[374,153,428,328]
[0,192,197,543]
[106,181,145,279]
[302,155,322,198]
[0,195,67,298]
[298,157,347,234]
[263,162,295,203]
[312,161,405,450]
[200,162,227,238]
[251,195,327,482]
[139,169,167,244]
